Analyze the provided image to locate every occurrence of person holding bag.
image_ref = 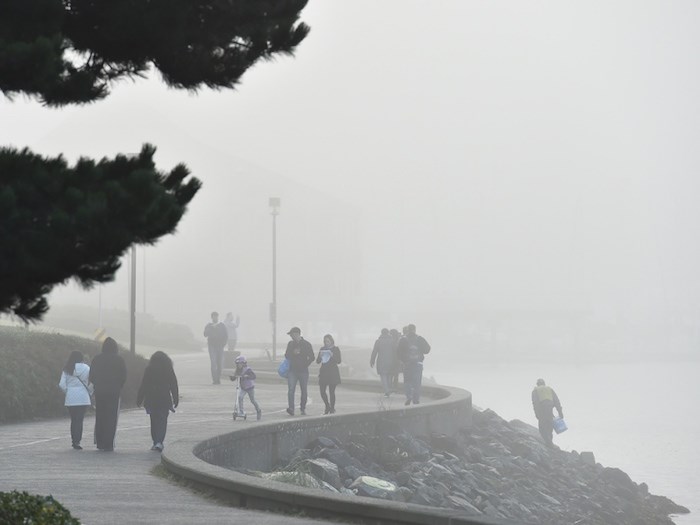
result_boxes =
[58,351,93,450]
[531,378,564,448]
[284,326,314,416]
[317,334,341,414]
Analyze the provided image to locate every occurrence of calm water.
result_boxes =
[433,361,699,524]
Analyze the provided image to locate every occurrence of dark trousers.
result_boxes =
[149,410,170,445]
[536,405,555,446]
[403,362,423,403]
[94,391,120,450]
[319,382,337,410]
[287,369,309,412]
[68,405,88,446]
[208,346,224,383]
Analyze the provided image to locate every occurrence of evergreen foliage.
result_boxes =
[0,144,201,320]
[0,1,310,321]
[0,0,311,106]
[0,491,79,525]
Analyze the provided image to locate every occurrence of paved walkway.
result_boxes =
[0,352,403,524]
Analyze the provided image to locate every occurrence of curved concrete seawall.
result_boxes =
[162,377,508,525]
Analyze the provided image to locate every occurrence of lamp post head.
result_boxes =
[269,197,280,215]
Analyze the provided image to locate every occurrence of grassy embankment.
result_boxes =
[0,327,148,424]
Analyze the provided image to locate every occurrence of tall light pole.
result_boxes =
[130,246,136,355]
[98,285,102,329]
[126,151,139,356]
[142,247,147,314]
[269,197,280,360]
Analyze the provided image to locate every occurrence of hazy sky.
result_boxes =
[3,1,700,343]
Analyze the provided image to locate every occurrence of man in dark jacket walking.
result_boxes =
[532,378,564,447]
[89,337,127,451]
[284,326,314,415]
[397,324,430,406]
[204,311,228,384]
[370,328,398,396]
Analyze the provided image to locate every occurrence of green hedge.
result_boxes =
[0,491,79,524]
[0,327,147,423]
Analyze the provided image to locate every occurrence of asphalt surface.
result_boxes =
[0,351,402,524]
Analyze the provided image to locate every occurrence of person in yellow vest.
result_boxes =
[531,378,563,447]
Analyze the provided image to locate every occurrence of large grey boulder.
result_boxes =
[350,476,397,500]
[262,471,324,489]
[298,458,342,489]
[579,451,596,466]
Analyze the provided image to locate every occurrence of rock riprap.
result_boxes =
[243,408,689,524]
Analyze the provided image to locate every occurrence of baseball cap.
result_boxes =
[287,326,301,335]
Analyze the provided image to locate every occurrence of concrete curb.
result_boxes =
[162,377,508,525]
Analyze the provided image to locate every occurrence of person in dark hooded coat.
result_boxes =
[370,328,397,396]
[89,337,126,451]
[397,324,430,406]
[137,351,179,452]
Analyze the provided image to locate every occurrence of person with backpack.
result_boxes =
[58,351,93,450]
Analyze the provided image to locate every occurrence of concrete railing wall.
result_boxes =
[162,376,508,525]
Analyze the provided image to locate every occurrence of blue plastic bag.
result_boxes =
[553,417,568,434]
[277,358,290,378]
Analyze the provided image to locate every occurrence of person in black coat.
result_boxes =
[204,311,228,384]
[397,324,430,406]
[316,334,342,414]
[370,328,397,397]
[137,351,179,452]
[89,337,127,451]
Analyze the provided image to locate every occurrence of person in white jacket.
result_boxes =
[58,351,93,450]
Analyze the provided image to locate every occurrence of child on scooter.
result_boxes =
[230,355,262,420]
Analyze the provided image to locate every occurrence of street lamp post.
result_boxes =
[130,246,136,355]
[269,197,280,360]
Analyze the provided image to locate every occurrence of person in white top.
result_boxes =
[224,312,240,353]
[58,351,93,450]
